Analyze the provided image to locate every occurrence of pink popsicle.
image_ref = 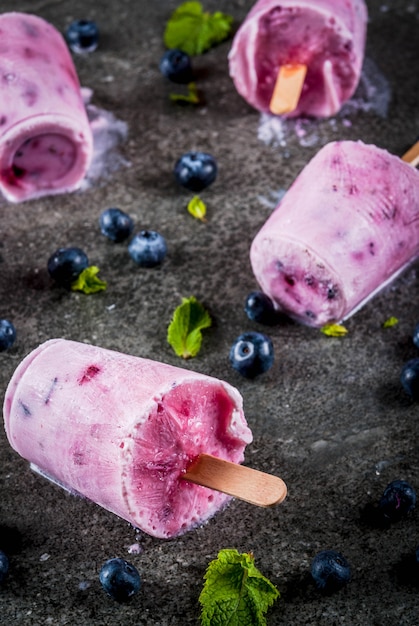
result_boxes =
[0,13,93,202]
[3,339,253,539]
[250,140,419,327]
[228,0,367,118]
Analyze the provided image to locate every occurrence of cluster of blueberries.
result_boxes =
[0,144,219,353]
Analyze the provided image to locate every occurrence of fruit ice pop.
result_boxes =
[3,339,253,539]
[250,140,419,327]
[0,12,93,203]
[228,0,367,118]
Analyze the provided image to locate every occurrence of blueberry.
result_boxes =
[0,319,16,351]
[99,208,134,243]
[229,331,274,378]
[378,479,416,522]
[47,247,89,286]
[99,557,141,602]
[128,230,167,267]
[0,551,9,583]
[311,550,351,592]
[244,291,278,325]
[159,49,193,84]
[413,323,419,349]
[174,152,217,192]
[65,19,99,53]
[400,358,419,400]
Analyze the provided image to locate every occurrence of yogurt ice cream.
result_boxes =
[0,12,93,202]
[228,0,367,118]
[3,339,253,539]
[250,140,419,327]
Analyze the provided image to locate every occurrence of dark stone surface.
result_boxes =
[1,1,419,624]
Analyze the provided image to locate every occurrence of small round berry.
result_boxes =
[229,331,274,378]
[159,49,193,84]
[244,291,278,325]
[47,247,89,286]
[311,550,351,592]
[65,19,99,54]
[174,152,217,192]
[99,557,141,602]
[400,358,419,400]
[0,550,9,584]
[99,208,134,243]
[378,479,416,522]
[413,323,419,349]
[0,320,16,351]
[128,230,167,267]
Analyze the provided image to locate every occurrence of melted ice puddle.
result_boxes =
[80,87,130,191]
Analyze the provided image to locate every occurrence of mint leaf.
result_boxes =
[199,549,279,626]
[187,195,207,221]
[71,266,107,294]
[169,82,201,105]
[167,296,211,358]
[164,1,233,56]
[320,323,348,337]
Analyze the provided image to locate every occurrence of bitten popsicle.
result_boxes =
[228,0,367,118]
[3,339,285,539]
[250,140,419,327]
[0,12,93,202]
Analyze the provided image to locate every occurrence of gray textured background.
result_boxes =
[1,1,419,624]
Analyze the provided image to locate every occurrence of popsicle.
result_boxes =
[0,12,93,202]
[3,339,286,539]
[228,0,367,118]
[250,140,419,327]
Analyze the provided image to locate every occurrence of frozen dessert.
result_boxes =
[250,140,419,327]
[0,12,93,202]
[228,0,367,118]
[3,339,253,539]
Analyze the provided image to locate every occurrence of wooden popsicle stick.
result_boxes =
[181,454,287,507]
[269,64,307,115]
[402,140,419,167]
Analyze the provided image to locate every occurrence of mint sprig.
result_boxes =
[199,549,280,626]
[164,1,233,56]
[167,296,211,358]
[71,266,107,294]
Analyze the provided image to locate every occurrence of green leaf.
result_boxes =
[71,266,107,294]
[199,549,280,626]
[383,316,398,328]
[320,323,348,337]
[169,82,201,105]
[187,195,207,221]
[164,1,233,56]
[167,296,212,358]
